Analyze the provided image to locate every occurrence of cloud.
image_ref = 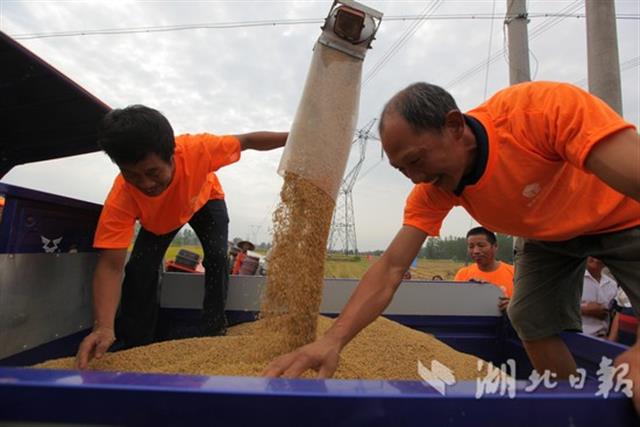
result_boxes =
[2,0,638,250]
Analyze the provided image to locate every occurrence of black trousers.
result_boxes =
[115,199,230,347]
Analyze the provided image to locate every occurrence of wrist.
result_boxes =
[93,321,114,332]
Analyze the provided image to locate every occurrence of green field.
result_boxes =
[165,245,465,280]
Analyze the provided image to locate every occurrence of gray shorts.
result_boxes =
[507,226,640,341]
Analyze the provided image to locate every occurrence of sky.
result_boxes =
[1,0,639,251]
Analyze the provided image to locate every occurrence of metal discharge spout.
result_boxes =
[278,0,382,201]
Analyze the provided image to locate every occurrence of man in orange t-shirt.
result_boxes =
[263,82,640,412]
[76,105,287,369]
[454,227,514,310]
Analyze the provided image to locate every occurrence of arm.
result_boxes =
[580,301,609,320]
[585,128,640,201]
[607,312,619,342]
[75,248,128,369]
[236,132,288,151]
[262,226,428,378]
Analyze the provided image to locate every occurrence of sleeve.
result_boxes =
[541,83,636,169]
[403,184,455,236]
[93,186,137,249]
[199,134,242,171]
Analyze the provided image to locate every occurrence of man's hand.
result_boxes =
[581,302,609,320]
[262,336,342,379]
[75,326,116,369]
[614,339,640,414]
[498,296,510,312]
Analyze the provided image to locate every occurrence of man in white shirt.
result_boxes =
[581,257,618,339]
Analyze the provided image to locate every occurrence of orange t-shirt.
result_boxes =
[232,252,246,275]
[94,133,241,249]
[404,82,640,241]
[454,262,515,297]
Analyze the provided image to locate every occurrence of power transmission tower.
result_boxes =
[328,119,378,255]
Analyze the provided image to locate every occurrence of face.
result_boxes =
[119,153,174,197]
[381,111,469,192]
[586,257,604,275]
[467,234,497,268]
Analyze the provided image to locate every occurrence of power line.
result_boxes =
[363,0,443,86]
[10,12,638,40]
[573,55,640,88]
[445,0,585,90]
[482,0,498,100]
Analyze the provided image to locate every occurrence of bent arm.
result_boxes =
[585,128,640,201]
[580,301,608,320]
[92,249,128,329]
[236,132,288,151]
[323,226,428,351]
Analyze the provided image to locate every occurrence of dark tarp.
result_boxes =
[0,31,110,178]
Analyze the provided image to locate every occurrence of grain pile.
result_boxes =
[37,315,486,381]
[259,172,335,353]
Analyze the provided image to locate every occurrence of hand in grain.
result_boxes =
[262,336,341,379]
[75,326,116,369]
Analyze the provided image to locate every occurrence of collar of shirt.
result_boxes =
[584,269,615,287]
[453,114,489,196]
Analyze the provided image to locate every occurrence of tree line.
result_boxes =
[171,227,514,263]
[420,234,514,263]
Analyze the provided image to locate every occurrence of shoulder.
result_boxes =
[406,183,456,208]
[104,175,130,205]
[455,265,471,278]
[175,133,220,148]
[499,262,514,273]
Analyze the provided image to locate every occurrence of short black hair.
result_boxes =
[379,82,459,135]
[466,227,497,245]
[378,82,460,133]
[97,105,175,166]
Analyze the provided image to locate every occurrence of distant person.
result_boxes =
[454,227,514,311]
[581,257,618,339]
[232,241,256,275]
[263,81,640,412]
[75,105,287,369]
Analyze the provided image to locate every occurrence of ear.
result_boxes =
[443,110,465,139]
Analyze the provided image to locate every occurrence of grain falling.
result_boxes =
[258,172,335,353]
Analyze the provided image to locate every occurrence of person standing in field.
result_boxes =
[580,257,618,340]
[454,227,514,311]
[76,105,287,369]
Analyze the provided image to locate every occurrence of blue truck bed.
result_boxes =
[0,312,636,427]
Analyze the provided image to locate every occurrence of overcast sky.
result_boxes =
[1,0,638,251]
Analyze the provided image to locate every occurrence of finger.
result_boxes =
[75,338,96,370]
[317,361,337,379]
[94,337,113,360]
[282,357,313,378]
[262,355,292,377]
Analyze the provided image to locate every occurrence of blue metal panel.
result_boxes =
[0,367,636,426]
[1,311,636,425]
[0,182,102,253]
